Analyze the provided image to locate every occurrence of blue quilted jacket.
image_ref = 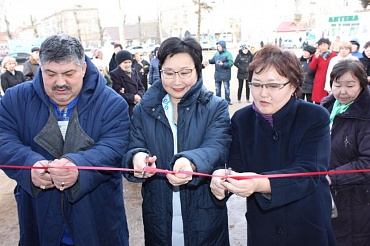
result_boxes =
[123,76,232,246]
[0,57,131,246]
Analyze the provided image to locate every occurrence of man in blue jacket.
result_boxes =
[204,40,234,105]
[0,34,131,246]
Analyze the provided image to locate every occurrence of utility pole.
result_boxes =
[118,0,125,46]
[157,1,163,43]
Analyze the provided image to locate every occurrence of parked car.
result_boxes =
[281,39,302,49]
[0,52,30,65]
[146,44,160,53]
[201,41,217,50]
[127,45,147,56]
[239,40,249,48]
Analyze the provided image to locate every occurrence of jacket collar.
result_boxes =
[29,55,39,65]
[361,52,370,62]
[140,76,211,115]
[271,96,298,127]
[322,89,370,120]
[32,56,105,115]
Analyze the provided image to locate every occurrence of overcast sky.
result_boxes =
[2,0,247,30]
[3,0,165,29]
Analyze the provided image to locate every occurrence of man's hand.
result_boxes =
[315,51,320,59]
[134,94,142,104]
[31,160,55,190]
[47,158,79,191]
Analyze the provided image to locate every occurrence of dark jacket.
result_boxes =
[322,90,370,246]
[133,59,150,76]
[133,58,150,90]
[300,56,316,94]
[123,76,232,246]
[110,66,145,117]
[23,55,39,81]
[208,40,234,81]
[360,52,370,77]
[0,57,131,245]
[1,70,26,92]
[108,53,117,72]
[228,98,336,246]
[234,49,253,80]
[148,57,160,85]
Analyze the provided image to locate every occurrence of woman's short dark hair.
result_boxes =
[317,38,331,46]
[114,43,123,49]
[330,59,368,90]
[157,37,203,80]
[364,41,370,49]
[248,45,303,98]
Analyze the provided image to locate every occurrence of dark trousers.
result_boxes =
[301,93,312,103]
[141,75,148,91]
[237,79,250,101]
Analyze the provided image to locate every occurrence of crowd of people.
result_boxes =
[1,33,370,245]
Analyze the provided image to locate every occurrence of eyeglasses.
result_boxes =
[160,68,195,79]
[248,81,290,91]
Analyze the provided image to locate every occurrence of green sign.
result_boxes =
[328,15,359,22]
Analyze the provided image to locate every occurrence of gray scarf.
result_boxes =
[321,50,332,60]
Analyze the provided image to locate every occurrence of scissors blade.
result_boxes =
[224,163,229,197]
[141,154,150,176]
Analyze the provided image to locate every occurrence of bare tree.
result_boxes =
[360,0,370,9]
[73,11,82,42]
[4,14,12,40]
[30,15,38,38]
[193,0,213,41]
[138,16,142,44]
[118,0,126,46]
[97,16,104,47]
[56,12,63,34]
[157,10,163,43]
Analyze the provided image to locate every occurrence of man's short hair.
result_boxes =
[39,34,84,66]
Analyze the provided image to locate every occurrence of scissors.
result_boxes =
[38,161,50,175]
[141,154,150,177]
[223,163,232,197]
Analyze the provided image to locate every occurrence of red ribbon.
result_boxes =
[1,164,370,180]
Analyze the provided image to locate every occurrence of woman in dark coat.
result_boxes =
[321,59,370,246]
[359,40,370,84]
[109,50,145,117]
[234,45,253,103]
[211,45,336,246]
[123,37,231,246]
[300,45,316,102]
[1,56,26,93]
[132,53,150,91]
